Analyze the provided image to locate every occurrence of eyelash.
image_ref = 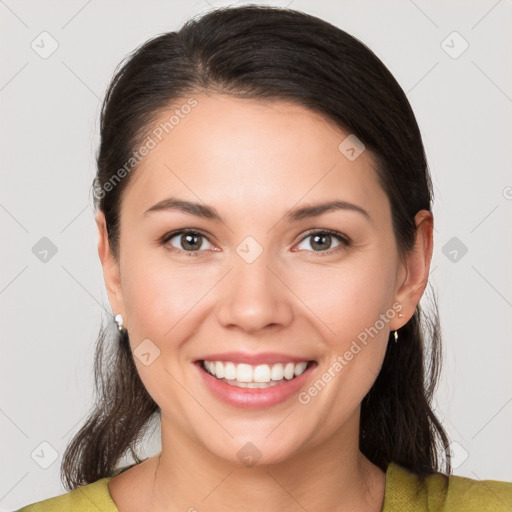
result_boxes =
[160,228,351,257]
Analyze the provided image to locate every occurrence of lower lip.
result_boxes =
[195,361,316,409]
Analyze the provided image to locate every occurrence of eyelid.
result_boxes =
[293,228,351,254]
[160,227,211,243]
[160,228,351,255]
[295,228,350,245]
[160,228,216,254]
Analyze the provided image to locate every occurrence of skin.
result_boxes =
[96,93,433,511]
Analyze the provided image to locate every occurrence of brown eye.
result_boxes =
[162,230,214,253]
[295,230,350,253]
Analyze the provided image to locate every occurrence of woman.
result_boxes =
[18,5,512,511]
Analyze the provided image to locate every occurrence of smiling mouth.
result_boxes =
[197,359,316,389]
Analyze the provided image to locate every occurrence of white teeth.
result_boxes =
[294,362,308,376]
[215,361,224,379]
[270,363,284,381]
[236,363,253,383]
[224,362,236,380]
[202,359,310,386]
[225,380,280,388]
[283,362,295,380]
[253,364,271,383]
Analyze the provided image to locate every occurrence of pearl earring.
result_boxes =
[394,310,405,343]
[114,313,125,332]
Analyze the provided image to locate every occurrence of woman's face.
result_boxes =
[97,93,431,465]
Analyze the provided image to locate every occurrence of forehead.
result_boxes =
[121,93,391,228]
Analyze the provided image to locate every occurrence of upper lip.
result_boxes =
[196,352,316,365]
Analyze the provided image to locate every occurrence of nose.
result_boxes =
[215,249,294,334]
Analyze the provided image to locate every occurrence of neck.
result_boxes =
[147,414,386,512]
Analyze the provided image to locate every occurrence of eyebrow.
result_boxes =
[143,197,371,222]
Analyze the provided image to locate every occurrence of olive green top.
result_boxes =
[16,461,512,511]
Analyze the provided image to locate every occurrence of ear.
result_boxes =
[391,209,433,329]
[95,210,125,321]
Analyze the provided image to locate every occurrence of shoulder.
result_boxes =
[384,462,512,512]
[15,477,118,512]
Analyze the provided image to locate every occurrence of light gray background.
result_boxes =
[1,0,511,508]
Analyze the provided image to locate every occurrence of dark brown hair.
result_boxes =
[62,5,451,490]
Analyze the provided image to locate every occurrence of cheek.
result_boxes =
[118,253,209,414]
[121,247,214,338]
[290,251,397,345]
